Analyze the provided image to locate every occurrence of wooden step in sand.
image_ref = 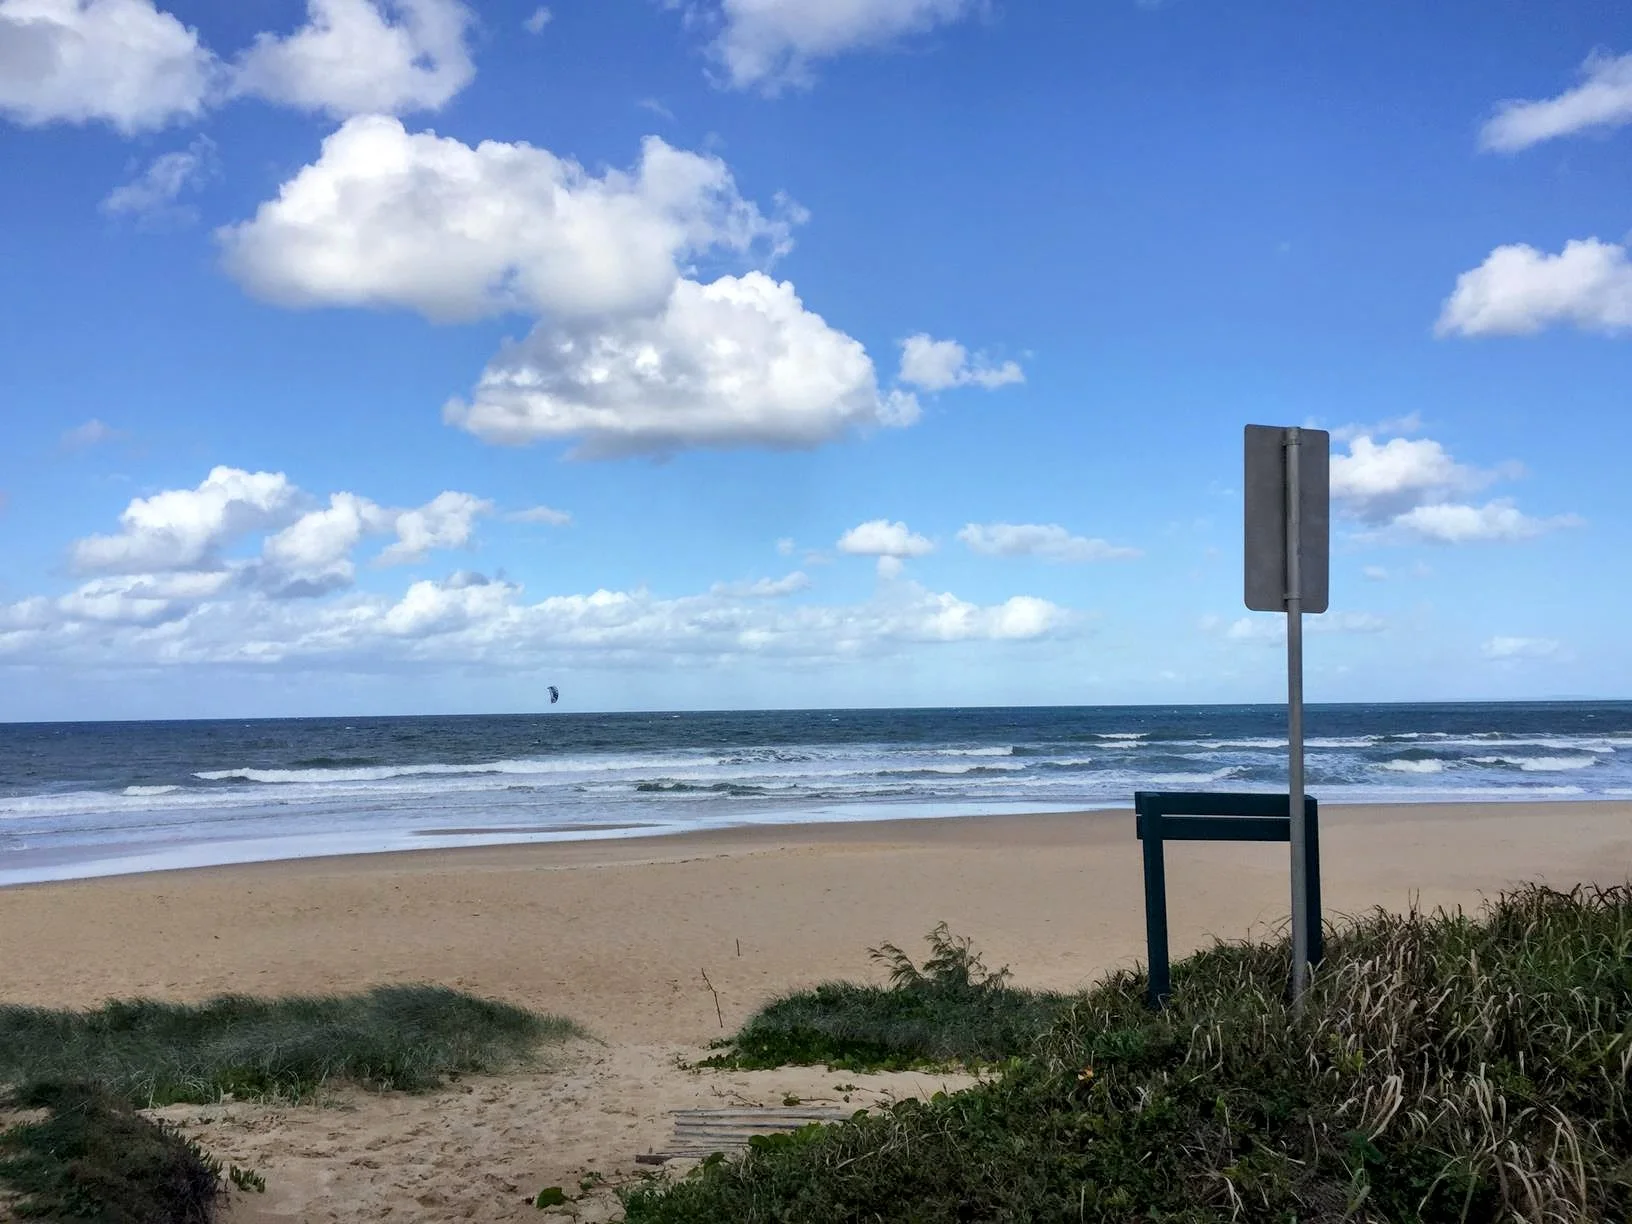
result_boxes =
[634,1106,852,1164]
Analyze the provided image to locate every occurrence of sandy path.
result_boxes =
[163,1046,976,1223]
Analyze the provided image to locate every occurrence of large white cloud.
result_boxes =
[1329,431,1580,545]
[1329,436,1498,523]
[230,0,474,118]
[0,0,477,134]
[218,117,798,324]
[897,333,1022,391]
[958,522,1138,562]
[71,467,500,597]
[72,466,301,574]
[255,491,393,596]
[0,0,217,131]
[1,561,1070,672]
[1436,238,1632,337]
[444,272,919,457]
[1480,51,1632,152]
[692,0,981,93]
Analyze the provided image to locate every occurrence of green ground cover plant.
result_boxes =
[627,883,1632,1223]
[0,1080,222,1223]
[0,984,582,1107]
[703,922,1074,1072]
[0,986,585,1221]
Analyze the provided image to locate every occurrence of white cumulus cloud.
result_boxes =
[218,117,799,324]
[1329,435,1500,524]
[836,519,934,560]
[1389,501,1583,545]
[378,490,492,564]
[72,466,300,574]
[897,333,1022,391]
[957,522,1138,562]
[255,491,394,596]
[1436,238,1632,337]
[2,551,1070,674]
[230,0,474,117]
[0,0,217,132]
[1480,50,1632,152]
[694,0,981,93]
[444,272,918,457]
[1330,431,1579,546]
[70,468,500,600]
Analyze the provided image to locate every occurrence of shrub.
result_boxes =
[0,985,583,1106]
[705,922,1072,1072]
[626,884,1632,1223]
[0,1080,221,1223]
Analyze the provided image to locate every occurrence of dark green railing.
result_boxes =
[1134,791,1322,1008]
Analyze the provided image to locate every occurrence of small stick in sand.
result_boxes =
[736,938,741,958]
[700,968,724,1029]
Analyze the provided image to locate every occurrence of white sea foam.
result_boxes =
[1143,767,1243,784]
[1471,755,1600,772]
[1381,759,1445,773]
[194,754,705,785]
[122,785,182,797]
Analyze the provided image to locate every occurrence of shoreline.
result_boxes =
[3,792,1626,890]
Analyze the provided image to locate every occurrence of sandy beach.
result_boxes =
[3,800,1629,1221]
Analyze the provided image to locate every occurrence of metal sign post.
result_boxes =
[1244,425,1329,1007]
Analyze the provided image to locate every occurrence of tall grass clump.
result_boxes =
[626,883,1632,1223]
[0,985,583,1107]
[0,1080,222,1223]
[705,922,1073,1071]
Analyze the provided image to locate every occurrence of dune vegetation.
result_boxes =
[0,985,583,1221]
[0,983,581,1107]
[628,883,1632,1223]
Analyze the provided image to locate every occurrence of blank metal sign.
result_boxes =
[1244,425,1330,614]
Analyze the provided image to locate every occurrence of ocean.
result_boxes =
[2,702,1629,886]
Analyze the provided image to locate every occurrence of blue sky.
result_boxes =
[2,0,1629,720]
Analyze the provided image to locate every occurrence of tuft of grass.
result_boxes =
[0,985,584,1107]
[625,883,1632,1223]
[0,1080,222,1223]
[703,923,1072,1071]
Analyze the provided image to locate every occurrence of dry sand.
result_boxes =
[2,801,1629,1221]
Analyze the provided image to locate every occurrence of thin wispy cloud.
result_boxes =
[1481,50,1632,152]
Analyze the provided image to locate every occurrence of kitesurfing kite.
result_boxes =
[548,685,560,705]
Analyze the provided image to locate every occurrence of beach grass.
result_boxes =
[625,882,1632,1223]
[0,984,584,1107]
[702,922,1072,1072]
[0,1080,223,1223]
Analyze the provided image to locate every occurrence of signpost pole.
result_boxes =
[1284,428,1310,1008]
